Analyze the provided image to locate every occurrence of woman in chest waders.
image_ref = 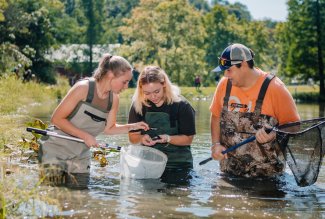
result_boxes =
[39,54,149,189]
[128,66,196,185]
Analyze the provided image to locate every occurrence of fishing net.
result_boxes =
[276,118,325,187]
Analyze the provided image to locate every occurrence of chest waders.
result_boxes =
[142,104,193,169]
[38,78,112,188]
[220,75,285,178]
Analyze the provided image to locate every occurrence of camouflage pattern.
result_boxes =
[219,77,285,178]
[220,110,285,177]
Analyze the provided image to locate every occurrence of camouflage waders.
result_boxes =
[220,75,285,178]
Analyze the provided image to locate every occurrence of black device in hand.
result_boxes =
[152,135,161,140]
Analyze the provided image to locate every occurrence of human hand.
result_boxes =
[129,122,150,132]
[255,126,275,144]
[141,134,156,146]
[211,143,228,160]
[83,133,99,148]
[155,134,170,144]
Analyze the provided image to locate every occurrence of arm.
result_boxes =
[104,94,149,135]
[51,80,97,147]
[155,101,196,146]
[128,104,155,146]
[156,134,194,146]
[209,80,228,160]
[210,114,227,160]
[256,77,300,143]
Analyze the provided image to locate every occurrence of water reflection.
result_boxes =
[12,99,325,218]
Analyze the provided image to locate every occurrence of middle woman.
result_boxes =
[128,66,196,170]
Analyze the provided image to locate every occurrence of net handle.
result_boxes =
[198,117,325,166]
[276,117,325,135]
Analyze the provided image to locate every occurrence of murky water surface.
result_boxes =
[4,99,325,218]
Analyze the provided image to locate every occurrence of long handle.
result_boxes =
[199,127,274,166]
[198,136,256,166]
[26,127,121,151]
[27,127,84,143]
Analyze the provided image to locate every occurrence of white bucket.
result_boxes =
[120,145,168,179]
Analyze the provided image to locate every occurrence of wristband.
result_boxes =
[166,135,171,143]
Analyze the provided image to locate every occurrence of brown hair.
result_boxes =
[93,53,132,81]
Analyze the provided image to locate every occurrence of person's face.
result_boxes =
[142,82,165,106]
[223,63,243,87]
[109,70,132,94]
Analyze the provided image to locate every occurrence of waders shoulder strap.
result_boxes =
[86,78,95,103]
[107,91,113,111]
[223,79,232,110]
[254,74,275,115]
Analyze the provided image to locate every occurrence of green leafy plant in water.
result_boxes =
[20,119,49,153]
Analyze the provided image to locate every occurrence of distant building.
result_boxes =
[45,44,121,63]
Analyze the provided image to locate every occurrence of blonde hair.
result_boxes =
[93,53,132,81]
[132,66,181,115]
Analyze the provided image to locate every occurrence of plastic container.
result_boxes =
[120,145,168,179]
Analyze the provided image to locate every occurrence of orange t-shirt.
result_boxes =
[210,70,300,125]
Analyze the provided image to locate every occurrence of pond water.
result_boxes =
[6,99,325,218]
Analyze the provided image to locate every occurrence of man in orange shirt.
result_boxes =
[210,43,300,178]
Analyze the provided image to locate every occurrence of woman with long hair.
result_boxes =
[39,54,149,188]
[128,66,196,182]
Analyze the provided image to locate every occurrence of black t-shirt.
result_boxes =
[128,99,196,136]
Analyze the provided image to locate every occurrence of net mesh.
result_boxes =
[276,118,325,187]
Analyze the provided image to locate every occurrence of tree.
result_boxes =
[0,0,8,21]
[81,0,105,76]
[119,0,207,86]
[0,0,65,83]
[278,0,325,100]
[100,0,140,44]
[204,2,276,83]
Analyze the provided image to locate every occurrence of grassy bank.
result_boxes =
[0,76,70,150]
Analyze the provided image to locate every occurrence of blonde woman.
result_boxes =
[39,54,149,188]
[128,66,196,171]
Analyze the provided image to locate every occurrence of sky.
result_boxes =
[227,0,288,21]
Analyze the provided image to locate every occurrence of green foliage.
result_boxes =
[204,3,276,73]
[0,0,66,83]
[277,0,325,100]
[204,5,243,68]
[100,0,140,44]
[0,42,32,74]
[189,0,210,12]
[119,0,207,86]
[0,0,8,21]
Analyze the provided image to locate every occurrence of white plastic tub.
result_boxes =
[120,145,168,179]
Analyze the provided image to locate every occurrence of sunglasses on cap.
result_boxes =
[219,57,243,67]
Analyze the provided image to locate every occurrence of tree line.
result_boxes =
[0,0,324,99]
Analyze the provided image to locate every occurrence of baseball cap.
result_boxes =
[212,43,254,72]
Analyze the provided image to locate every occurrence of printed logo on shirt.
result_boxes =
[229,96,252,112]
